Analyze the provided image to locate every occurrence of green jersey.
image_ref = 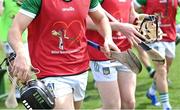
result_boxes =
[135,0,180,24]
[0,0,27,42]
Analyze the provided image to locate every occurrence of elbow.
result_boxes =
[99,15,107,25]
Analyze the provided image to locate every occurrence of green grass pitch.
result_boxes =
[0,44,179,109]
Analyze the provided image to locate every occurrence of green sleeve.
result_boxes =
[90,0,99,9]
[136,0,147,6]
[98,0,104,4]
[20,0,41,17]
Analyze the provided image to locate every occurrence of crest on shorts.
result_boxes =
[103,67,110,75]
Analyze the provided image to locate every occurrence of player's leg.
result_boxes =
[152,42,172,110]
[135,43,160,106]
[146,42,167,107]
[166,57,173,74]
[69,71,88,109]
[154,62,171,110]
[41,72,88,109]
[96,81,120,109]
[90,61,120,109]
[55,93,74,109]
[135,45,155,77]
[164,42,175,74]
[74,101,82,110]
[166,56,174,85]
[41,77,75,109]
[117,64,136,109]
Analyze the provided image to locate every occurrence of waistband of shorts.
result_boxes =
[38,70,88,79]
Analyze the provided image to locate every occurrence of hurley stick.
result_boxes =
[88,40,142,74]
[103,9,165,64]
[5,77,18,108]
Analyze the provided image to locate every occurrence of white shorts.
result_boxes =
[148,41,175,58]
[40,71,88,101]
[3,42,29,55]
[90,60,132,82]
[176,24,180,33]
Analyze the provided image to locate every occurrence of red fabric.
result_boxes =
[28,0,90,78]
[87,0,132,61]
[142,0,178,42]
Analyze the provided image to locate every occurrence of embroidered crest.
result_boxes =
[103,67,110,75]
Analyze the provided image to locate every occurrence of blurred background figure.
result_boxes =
[134,0,180,110]
[0,0,28,108]
[87,0,148,109]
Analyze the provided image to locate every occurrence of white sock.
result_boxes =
[160,93,171,109]
[162,102,171,110]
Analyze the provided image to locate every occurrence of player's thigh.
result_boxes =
[90,61,120,105]
[118,72,136,101]
[96,81,120,106]
[164,42,175,69]
[41,77,74,109]
[55,93,74,109]
[163,42,175,58]
[74,101,83,110]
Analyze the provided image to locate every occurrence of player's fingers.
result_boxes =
[111,44,120,52]
[133,25,140,29]
[103,44,111,57]
[134,30,146,40]
[127,37,133,46]
[12,66,18,78]
[131,38,138,46]
[21,70,28,82]
[31,66,40,74]
[133,36,141,44]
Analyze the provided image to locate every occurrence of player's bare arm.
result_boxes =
[88,5,120,57]
[103,3,144,45]
[8,13,32,82]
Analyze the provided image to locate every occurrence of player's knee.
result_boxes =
[121,98,135,109]
[154,66,167,79]
[103,100,120,109]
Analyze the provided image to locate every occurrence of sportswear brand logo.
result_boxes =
[63,0,72,2]
[62,7,75,12]
[160,0,167,3]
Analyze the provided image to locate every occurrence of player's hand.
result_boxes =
[118,23,144,46]
[103,38,120,58]
[11,51,32,83]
